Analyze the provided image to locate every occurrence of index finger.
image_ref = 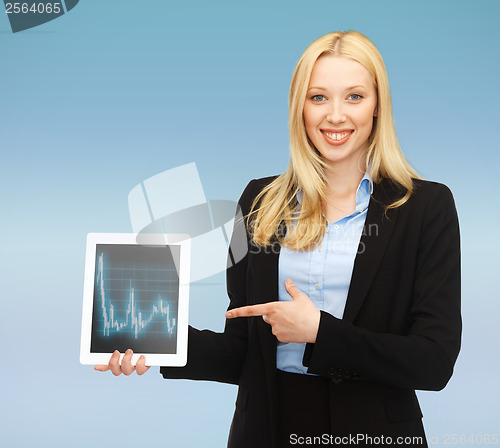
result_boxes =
[136,355,150,376]
[109,350,122,376]
[121,349,135,376]
[226,303,272,319]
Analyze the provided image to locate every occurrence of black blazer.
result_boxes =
[161,176,461,448]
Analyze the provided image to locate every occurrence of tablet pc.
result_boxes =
[80,233,190,367]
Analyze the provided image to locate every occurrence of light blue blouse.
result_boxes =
[276,171,374,374]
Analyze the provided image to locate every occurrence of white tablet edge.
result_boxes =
[79,233,191,367]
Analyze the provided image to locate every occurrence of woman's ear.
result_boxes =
[373,105,378,117]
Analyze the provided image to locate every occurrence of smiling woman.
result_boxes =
[96,30,461,448]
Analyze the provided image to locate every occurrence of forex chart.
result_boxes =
[90,244,180,354]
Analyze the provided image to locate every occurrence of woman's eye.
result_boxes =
[348,94,362,101]
[311,94,325,102]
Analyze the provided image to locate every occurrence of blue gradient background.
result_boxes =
[1,1,498,446]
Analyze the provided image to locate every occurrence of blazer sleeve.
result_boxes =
[159,179,258,385]
[303,183,462,391]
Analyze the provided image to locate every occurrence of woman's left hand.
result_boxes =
[225,278,321,344]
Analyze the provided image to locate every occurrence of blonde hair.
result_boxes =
[249,30,422,250]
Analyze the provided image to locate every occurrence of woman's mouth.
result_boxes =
[320,129,354,146]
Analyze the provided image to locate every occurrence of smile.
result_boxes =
[320,129,354,145]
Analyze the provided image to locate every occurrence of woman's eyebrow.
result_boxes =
[307,86,327,91]
[307,85,368,91]
[346,85,367,90]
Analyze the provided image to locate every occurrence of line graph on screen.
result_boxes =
[93,250,178,341]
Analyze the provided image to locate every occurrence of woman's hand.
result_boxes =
[94,349,150,376]
[225,279,320,344]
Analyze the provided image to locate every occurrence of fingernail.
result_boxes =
[226,312,233,318]
[286,279,292,284]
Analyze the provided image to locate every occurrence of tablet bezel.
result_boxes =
[80,233,190,367]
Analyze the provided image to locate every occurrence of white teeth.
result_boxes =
[324,131,351,140]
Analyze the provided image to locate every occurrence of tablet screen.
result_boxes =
[91,244,180,354]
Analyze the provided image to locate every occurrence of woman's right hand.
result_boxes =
[94,349,150,376]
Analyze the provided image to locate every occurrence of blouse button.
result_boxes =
[315,283,320,290]
[333,224,340,230]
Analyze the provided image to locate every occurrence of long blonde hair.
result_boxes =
[249,30,422,250]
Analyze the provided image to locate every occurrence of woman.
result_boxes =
[96,30,461,448]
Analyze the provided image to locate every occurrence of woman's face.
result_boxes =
[303,55,378,169]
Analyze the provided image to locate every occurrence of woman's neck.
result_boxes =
[323,157,367,200]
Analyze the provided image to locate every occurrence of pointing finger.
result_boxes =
[226,303,273,319]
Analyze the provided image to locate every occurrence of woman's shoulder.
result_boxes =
[378,177,458,222]
[238,175,280,208]
[247,175,280,191]
[410,178,457,210]
[379,177,455,203]
[411,177,454,194]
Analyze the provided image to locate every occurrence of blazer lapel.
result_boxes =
[342,178,400,322]
[253,239,281,432]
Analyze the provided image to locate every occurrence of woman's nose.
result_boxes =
[326,101,346,123]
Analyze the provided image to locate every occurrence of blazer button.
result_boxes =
[328,367,344,384]
[331,376,343,385]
